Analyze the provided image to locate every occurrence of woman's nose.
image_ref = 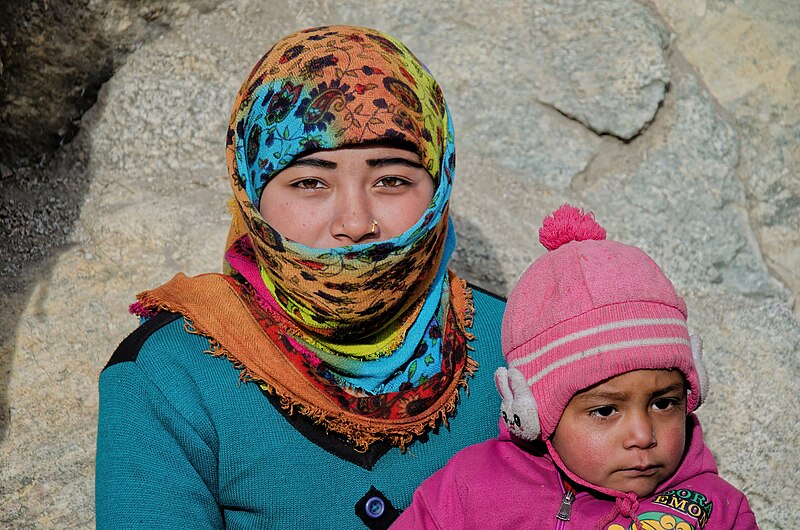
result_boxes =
[331,191,379,244]
[623,410,657,450]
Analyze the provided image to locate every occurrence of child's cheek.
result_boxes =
[660,418,687,471]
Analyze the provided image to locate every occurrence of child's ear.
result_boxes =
[690,334,709,406]
[494,367,540,442]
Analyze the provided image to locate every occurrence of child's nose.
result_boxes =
[623,410,657,450]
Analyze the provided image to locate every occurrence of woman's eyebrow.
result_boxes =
[287,158,338,169]
[367,157,424,169]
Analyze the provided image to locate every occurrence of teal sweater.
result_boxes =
[96,287,505,529]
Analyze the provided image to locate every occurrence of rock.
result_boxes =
[1,0,797,527]
[649,0,800,316]
[526,0,672,140]
[578,69,787,300]
[0,0,226,168]
[690,288,800,530]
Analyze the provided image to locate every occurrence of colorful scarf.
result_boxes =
[133,26,475,450]
[227,26,453,336]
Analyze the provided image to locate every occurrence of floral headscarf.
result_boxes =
[225,26,455,344]
[222,25,469,394]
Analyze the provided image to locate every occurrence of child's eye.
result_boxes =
[652,398,679,411]
[292,178,325,189]
[589,406,616,418]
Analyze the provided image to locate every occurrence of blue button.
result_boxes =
[365,496,385,518]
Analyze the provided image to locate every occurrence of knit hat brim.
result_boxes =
[505,300,700,439]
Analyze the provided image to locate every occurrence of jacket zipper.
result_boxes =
[556,482,575,530]
[556,491,575,522]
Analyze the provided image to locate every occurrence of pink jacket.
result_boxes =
[392,415,757,529]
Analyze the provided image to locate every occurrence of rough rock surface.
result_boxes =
[1,0,798,527]
[0,0,225,168]
[0,0,226,299]
[651,0,800,318]
[527,0,672,140]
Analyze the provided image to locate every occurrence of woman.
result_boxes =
[96,25,505,529]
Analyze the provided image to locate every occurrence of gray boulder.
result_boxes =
[1,0,797,527]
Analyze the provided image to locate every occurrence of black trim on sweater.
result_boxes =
[260,388,392,470]
[103,312,182,371]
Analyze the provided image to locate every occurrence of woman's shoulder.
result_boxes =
[98,310,253,439]
[102,312,206,372]
[466,282,505,364]
[470,283,506,307]
[104,312,182,370]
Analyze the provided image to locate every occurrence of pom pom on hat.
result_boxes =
[538,204,606,251]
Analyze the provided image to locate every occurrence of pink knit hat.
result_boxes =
[495,204,708,441]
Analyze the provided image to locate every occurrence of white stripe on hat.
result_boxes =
[509,317,688,369]
[524,336,691,386]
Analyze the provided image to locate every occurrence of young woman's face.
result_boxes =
[550,369,687,497]
[259,145,435,248]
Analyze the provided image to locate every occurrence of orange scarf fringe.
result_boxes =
[135,272,476,452]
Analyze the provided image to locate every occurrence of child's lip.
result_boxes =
[620,464,660,476]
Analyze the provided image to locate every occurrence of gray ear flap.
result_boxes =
[494,367,540,441]
[690,334,709,406]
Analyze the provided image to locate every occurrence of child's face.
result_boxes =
[550,369,687,498]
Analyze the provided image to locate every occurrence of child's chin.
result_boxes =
[622,479,661,498]
[608,472,664,498]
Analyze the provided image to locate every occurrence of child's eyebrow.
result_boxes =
[650,382,687,398]
[576,389,630,402]
[366,157,424,169]
[576,382,686,403]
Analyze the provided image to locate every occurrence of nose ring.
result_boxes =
[370,219,378,234]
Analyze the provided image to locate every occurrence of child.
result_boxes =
[392,204,758,529]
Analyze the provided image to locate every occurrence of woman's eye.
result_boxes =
[293,178,324,189]
[377,176,408,188]
[590,406,616,418]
